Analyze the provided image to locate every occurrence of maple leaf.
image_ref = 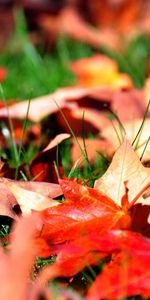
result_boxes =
[0,86,99,122]
[52,230,150,279]
[0,87,146,139]
[55,89,146,137]
[34,229,150,300]
[70,54,132,89]
[0,178,62,218]
[0,134,69,218]
[34,177,127,256]
[102,117,150,161]
[39,6,119,50]
[95,139,150,206]
[86,231,150,300]
[0,214,65,300]
[33,139,150,259]
[94,138,150,235]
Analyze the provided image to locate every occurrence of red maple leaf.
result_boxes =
[33,139,150,259]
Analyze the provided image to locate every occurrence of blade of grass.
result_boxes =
[82,111,91,168]
[53,160,61,180]
[107,109,125,143]
[132,99,150,149]
[19,170,28,181]
[68,156,83,178]
[54,99,91,168]
[31,170,45,181]
[15,97,31,179]
[140,136,150,161]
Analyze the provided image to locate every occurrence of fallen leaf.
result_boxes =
[0,215,38,300]
[0,87,99,122]
[111,89,146,123]
[34,178,124,256]
[87,0,142,33]
[95,139,150,207]
[87,232,150,299]
[0,184,16,219]
[70,54,133,89]
[1,178,60,216]
[0,214,62,300]
[39,7,119,50]
[30,133,70,182]
[54,230,150,280]
[0,178,62,219]
[56,89,146,136]
[102,117,150,161]
[22,1,150,51]
[33,139,150,258]
[35,228,150,300]
[43,133,70,151]
[0,87,146,132]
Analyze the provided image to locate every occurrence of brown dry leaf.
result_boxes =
[70,54,133,89]
[20,1,150,52]
[0,213,67,300]
[95,139,150,207]
[111,89,146,123]
[39,7,119,50]
[14,180,62,199]
[0,183,17,219]
[56,89,146,137]
[1,178,60,216]
[102,118,150,161]
[43,133,70,151]
[0,87,146,128]
[0,178,62,218]
[37,1,150,50]
[0,215,38,300]
[0,86,102,122]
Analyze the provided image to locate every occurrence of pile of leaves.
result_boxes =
[0,3,150,300]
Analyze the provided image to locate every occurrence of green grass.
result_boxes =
[0,10,150,180]
[1,10,150,101]
[0,10,150,182]
[0,10,93,100]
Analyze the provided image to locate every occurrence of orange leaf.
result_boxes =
[70,54,133,89]
[0,215,38,300]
